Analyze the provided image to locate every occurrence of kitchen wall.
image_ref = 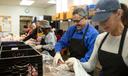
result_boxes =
[0,5,56,36]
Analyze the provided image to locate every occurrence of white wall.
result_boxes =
[44,5,56,15]
[120,0,128,5]
[0,5,56,36]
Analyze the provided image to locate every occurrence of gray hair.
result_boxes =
[73,7,88,17]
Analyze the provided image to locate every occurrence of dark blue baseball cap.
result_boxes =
[92,0,121,22]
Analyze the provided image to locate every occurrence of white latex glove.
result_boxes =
[65,57,77,71]
[56,64,70,71]
[24,40,30,45]
[24,40,34,45]
[53,52,64,66]
[65,57,91,76]
[42,45,53,51]
[35,45,42,49]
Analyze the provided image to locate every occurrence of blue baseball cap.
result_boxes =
[92,0,121,22]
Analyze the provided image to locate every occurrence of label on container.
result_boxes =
[11,47,18,50]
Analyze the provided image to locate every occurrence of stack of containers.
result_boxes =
[0,41,42,76]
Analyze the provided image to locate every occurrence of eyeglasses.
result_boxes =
[72,17,85,23]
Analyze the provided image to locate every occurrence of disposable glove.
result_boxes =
[35,45,42,49]
[65,57,77,71]
[53,52,64,66]
[42,45,53,51]
[65,57,91,76]
[56,64,70,71]
[24,40,29,44]
[24,40,34,45]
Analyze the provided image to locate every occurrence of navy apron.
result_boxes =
[69,25,89,60]
[98,27,128,76]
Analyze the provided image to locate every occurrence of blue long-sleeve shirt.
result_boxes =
[55,23,99,62]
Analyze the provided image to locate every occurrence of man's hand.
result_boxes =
[53,52,64,66]
[34,45,42,49]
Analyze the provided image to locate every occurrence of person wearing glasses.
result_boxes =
[53,7,99,65]
[66,0,128,76]
[35,20,57,56]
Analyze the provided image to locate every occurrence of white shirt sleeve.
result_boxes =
[81,30,128,72]
[43,32,57,50]
[81,32,107,72]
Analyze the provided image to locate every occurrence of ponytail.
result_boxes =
[121,3,128,26]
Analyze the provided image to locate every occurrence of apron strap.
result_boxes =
[70,24,89,42]
[82,24,89,41]
[98,33,109,51]
[118,26,127,55]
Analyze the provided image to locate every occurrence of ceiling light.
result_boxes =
[20,0,34,6]
[48,0,56,4]
[73,0,94,6]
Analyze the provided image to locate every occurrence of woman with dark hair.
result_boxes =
[98,3,128,76]
[22,20,44,41]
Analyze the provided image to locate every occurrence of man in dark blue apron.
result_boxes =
[53,7,99,65]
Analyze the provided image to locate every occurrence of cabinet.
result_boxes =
[20,16,33,35]
[0,16,11,32]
